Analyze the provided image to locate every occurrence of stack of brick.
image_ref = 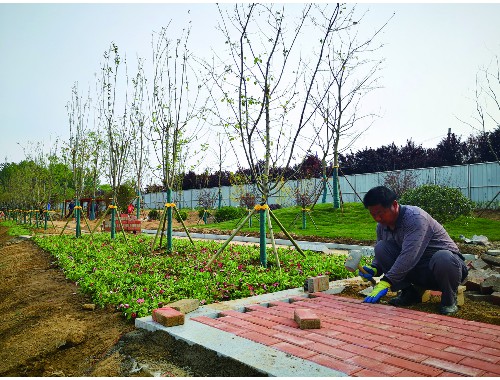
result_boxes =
[304,275,329,293]
[463,249,500,306]
[102,214,141,233]
[152,299,200,328]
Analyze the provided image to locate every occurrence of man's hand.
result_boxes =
[363,280,391,303]
[358,265,377,282]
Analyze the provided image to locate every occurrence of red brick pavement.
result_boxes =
[192,292,500,377]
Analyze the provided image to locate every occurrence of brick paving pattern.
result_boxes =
[192,292,500,376]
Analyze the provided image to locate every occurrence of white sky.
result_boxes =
[1,2,499,174]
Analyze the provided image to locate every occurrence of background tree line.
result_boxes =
[1,125,498,208]
[143,126,500,192]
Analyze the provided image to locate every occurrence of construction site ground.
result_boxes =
[0,210,499,376]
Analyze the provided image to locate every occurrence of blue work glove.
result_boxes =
[363,280,391,303]
[358,265,377,282]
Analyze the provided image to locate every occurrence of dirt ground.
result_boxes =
[0,209,499,376]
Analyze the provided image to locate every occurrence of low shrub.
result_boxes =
[175,210,188,223]
[214,206,247,222]
[148,209,161,220]
[399,184,474,224]
[198,208,211,219]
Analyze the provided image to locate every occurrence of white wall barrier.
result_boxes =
[143,162,500,209]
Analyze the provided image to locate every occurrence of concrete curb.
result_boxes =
[141,229,374,255]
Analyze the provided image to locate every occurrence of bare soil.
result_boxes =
[1,209,499,376]
[0,226,196,377]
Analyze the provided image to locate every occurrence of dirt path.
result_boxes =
[0,226,192,377]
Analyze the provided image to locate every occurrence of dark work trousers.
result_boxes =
[374,240,468,306]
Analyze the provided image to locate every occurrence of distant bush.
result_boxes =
[198,208,211,219]
[399,184,474,224]
[269,204,282,210]
[214,206,247,222]
[175,210,188,223]
[148,209,161,220]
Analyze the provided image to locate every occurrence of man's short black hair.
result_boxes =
[363,186,398,208]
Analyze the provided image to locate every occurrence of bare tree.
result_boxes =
[202,3,341,266]
[209,131,229,209]
[457,54,500,164]
[65,82,93,236]
[98,42,132,237]
[130,57,150,219]
[149,24,207,251]
[86,129,107,220]
[310,5,391,208]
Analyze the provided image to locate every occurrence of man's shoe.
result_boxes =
[388,286,423,307]
[439,302,458,315]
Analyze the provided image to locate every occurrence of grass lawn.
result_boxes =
[191,202,500,243]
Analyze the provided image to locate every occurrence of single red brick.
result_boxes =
[289,296,309,303]
[409,344,465,363]
[355,368,395,377]
[480,346,500,357]
[309,342,356,360]
[152,306,184,327]
[294,308,321,329]
[244,304,267,312]
[271,341,317,359]
[219,310,247,318]
[273,324,311,337]
[421,357,484,377]
[215,323,246,335]
[308,353,363,375]
[334,333,378,348]
[340,343,391,362]
[398,335,448,351]
[218,315,253,328]
[430,335,482,351]
[345,355,404,376]
[463,335,500,350]
[303,332,344,346]
[392,369,427,377]
[238,330,282,346]
[383,356,444,376]
[445,346,499,363]
[375,344,428,362]
[268,300,294,308]
[244,315,279,329]
[365,334,415,350]
[459,357,500,375]
[271,331,315,346]
[437,371,464,377]
[191,315,219,327]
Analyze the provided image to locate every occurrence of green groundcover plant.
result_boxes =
[3,221,31,236]
[33,233,357,320]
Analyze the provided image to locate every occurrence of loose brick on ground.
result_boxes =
[152,306,184,327]
[294,308,321,329]
[166,298,199,314]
